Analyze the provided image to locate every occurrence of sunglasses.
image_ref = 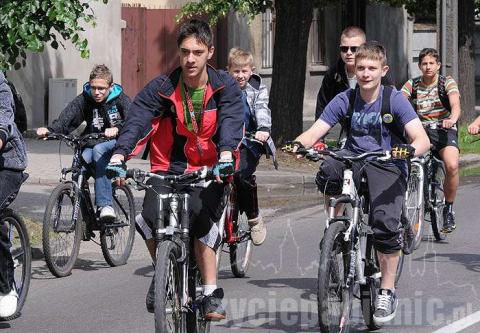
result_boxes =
[339,46,359,53]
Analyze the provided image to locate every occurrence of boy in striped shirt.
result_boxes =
[401,48,462,233]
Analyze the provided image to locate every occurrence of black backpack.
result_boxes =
[339,85,407,144]
[6,80,28,134]
[410,75,451,112]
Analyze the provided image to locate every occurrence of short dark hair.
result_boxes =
[418,48,440,64]
[177,19,213,48]
[89,64,113,85]
[340,26,366,42]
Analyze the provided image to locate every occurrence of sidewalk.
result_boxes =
[24,138,480,186]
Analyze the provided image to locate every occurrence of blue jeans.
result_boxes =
[82,140,116,207]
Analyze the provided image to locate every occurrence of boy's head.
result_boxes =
[418,48,441,79]
[339,26,366,69]
[177,19,214,82]
[227,48,254,89]
[89,65,113,103]
[354,41,389,91]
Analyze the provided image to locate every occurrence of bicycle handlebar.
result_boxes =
[44,132,108,144]
[295,147,391,163]
[126,166,213,185]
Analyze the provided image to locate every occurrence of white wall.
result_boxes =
[6,1,122,129]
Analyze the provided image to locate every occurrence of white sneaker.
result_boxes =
[99,206,116,221]
[248,216,266,246]
[0,289,18,318]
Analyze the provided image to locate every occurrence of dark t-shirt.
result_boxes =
[320,86,418,174]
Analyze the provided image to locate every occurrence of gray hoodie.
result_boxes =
[0,72,27,171]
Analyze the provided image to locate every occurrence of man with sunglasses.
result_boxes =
[315,26,394,122]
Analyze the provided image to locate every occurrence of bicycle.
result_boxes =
[41,133,136,277]
[0,209,31,321]
[291,147,406,332]
[127,166,217,333]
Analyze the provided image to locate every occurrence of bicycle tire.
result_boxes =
[154,240,184,333]
[360,235,382,330]
[42,182,82,277]
[405,166,424,251]
[229,209,252,278]
[215,207,226,272]
[317,221,352,333]
[0,210,31,321]
[395,251,405,287]
[430,162,447,241]
[101,184,136,267]
[186,269,211,333]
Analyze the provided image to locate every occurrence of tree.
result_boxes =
[179,0,330,145]
[0,0,109,70]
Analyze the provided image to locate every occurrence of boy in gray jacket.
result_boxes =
[0,71,28,318]
[227,48,273,246]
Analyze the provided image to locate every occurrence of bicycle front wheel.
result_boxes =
[229,210,252,278]
[405,166,424,251]
[186,268,211,333]
[101,184,136,267]
[155,241,184,333]
[0,210,31,321]
[42,182,82,277]
[430,162,447,241]
[317,221,352,333]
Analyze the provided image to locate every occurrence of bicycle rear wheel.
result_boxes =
[101,184,136,267]
[229,209,252,278]
[430,162,446,241]
[317,221,352,333]
[405,166,424,251]
[42,182,82,277]
[0,210,31,321]
[155,240,184,333]
[360,235,381,330]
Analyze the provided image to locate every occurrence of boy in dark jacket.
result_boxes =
[0,71,28,318]
[37,65,131,221]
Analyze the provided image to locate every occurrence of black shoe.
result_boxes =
[200,288,226,321]
[373,288,398,326]
[441,209,456,233]
[146,277,155,313]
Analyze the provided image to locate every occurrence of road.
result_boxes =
[3,178,480,332]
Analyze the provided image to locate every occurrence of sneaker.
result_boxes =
[99,205,116,222]
[248,216,266,246]
[201,288,226,321]
[0,289,18,318]
[441,209,456,233]
[373,288,398,326]
[146,276,155,313]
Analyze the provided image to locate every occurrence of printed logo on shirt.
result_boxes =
[108,105,121,126]
[92,108,104,131]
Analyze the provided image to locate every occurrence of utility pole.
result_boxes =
[437,0,458,79]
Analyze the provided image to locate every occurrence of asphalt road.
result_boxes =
[3,178,480,332]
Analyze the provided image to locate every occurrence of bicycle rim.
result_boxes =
[155,241,183,333]
[430,163,447,241]
[230,211,252,278]
[318,221,352,332]
[0,211,31,320]
[101,185,136,266]
[42,183,82,277]
[405,170,424,250]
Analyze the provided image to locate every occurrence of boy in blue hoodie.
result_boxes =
[37,65,131,221]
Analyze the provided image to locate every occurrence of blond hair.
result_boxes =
[227,47,254,69]
[355,41,387,66]
[340,26,366,42]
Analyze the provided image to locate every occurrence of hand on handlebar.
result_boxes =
[106,160,127,186]
[442,117,457,129]
[391,144,415,160]
[254,131,270,142]
[36,127,50,139]
[105,127,119,138]
[212,158,234,183]
[468,123,480,135]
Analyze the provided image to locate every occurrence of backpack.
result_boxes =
[410,75,451,112]
[339,85,407,145]
[6,80,28,133]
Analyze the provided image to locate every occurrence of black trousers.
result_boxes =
[234,146,260,220]
[316,155,407,254]
[0,170,25,294]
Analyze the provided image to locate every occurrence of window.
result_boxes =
[262,9,275,68]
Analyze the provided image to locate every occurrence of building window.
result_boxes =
[262,9,275,68]
[311,8,326,65]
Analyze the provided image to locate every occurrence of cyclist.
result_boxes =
[227,47,275,246]
[0,71,28,318]
[36,65,131,222]
[292,42,430,326]
[401,48,461,233]
[106,20,244,320]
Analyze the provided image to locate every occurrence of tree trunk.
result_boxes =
[269,0,314,145]
[457,0,475,125]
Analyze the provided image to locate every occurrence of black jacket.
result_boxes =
[315,58,395,120]
[49,83,131,135]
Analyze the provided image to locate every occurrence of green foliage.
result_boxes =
[0,0,109,70]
